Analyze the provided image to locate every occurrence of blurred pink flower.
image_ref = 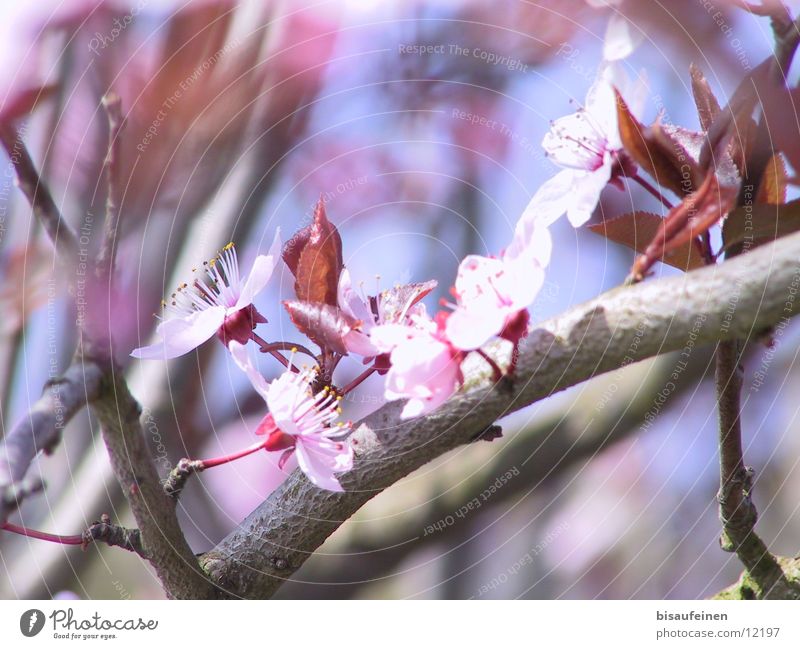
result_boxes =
[371,313,463,419]
[445,219,552,350]
[131,232,280,360]
[0,1,103,122]
[229,342,353,492]
[522,65,646,227]
[586,0,643,61]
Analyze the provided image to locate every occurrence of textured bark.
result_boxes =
[90,363,219,599]
[0,362,103,523]
[201,229,800,599]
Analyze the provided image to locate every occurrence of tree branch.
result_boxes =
[87,357,219,598]
[200,230,800,599]
[277,349,714,598]
[0,362,103,523]
[714,340,797,597]
[96,92,124,282]
[0,126,79,261]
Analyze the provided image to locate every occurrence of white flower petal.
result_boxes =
[521,169,578,228]
[228,340,271,401]
[131,305,225,359]
[233,228,281,311]
[295,437,353,492]
[603,12,643,62]
[445,304,506,351]
[566,164,612,227]
[337,268,375,326]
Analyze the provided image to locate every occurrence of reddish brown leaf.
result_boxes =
[689,63,721,133]
[282,198,343,306]
[756,153,787,205]
[377,280,438,323]
[722,200,800,254]
[588,212,705,272]
[0,84,57,125]
[629,173,736,282]
[283,300,356,355]
[615,90,698,196]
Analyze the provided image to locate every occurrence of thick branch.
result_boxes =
[278,349,714,598]
[0,362,103,523]
[201,230,800,599]
[88,359,218,599]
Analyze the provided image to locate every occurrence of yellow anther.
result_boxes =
[291,347,298,353]
[223,241,235,251]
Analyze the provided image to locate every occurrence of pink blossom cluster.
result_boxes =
[132,59,641,492]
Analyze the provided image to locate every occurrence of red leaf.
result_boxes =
[0,84,58,125]
[722,200,800,254]
[756,154,787,205]
[588,212,706,272]
[689,63,721,133]
[283,300,356,355]
[376,280,438,323]
[615,89,699,196]
[629,173,736,281]
[282,198,343,305]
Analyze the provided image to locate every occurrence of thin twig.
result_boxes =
[0,363,103,524]
[96,92,124,283]
[715,340,788,596]
[0,126,79,261]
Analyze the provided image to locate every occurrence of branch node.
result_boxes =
[82,514,145,557]
[163,458,203,500]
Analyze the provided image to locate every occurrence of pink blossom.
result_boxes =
[0,2,103,122]
[445,218,552,350]
[522,66,646,228]
[338,269,435,359]
[370,313,463,419]
[586,0,643,61]
[229,342,353,492]
[131,232,280,360]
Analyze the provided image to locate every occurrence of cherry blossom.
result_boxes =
[229,342,353,492]
[586,0,643,62]
[445,218,553,351]
[370,313,464,419]
[337,268,436,359]
[522,65,646,228]
[131,231,280,360]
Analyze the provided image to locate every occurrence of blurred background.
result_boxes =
[1,0,799,599]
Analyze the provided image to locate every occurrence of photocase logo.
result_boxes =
[20,609,45,637]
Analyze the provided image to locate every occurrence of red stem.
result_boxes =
[1,522,83,545]
[340,366,377,395]
[632,173,674,210]
[197,438,269,470]
[477,349,504,382]
[250,334,317,373]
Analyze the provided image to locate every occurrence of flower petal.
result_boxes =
[233,228,281,311]
[265,369,309,433]
[565,164,612,227]
[131,306,225,359]
[603,12,643,62]
[520,169,578,229]
[337,268,375,326]
[294,436,353,492]
[445,303,506,351]
[228,340,271,401]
